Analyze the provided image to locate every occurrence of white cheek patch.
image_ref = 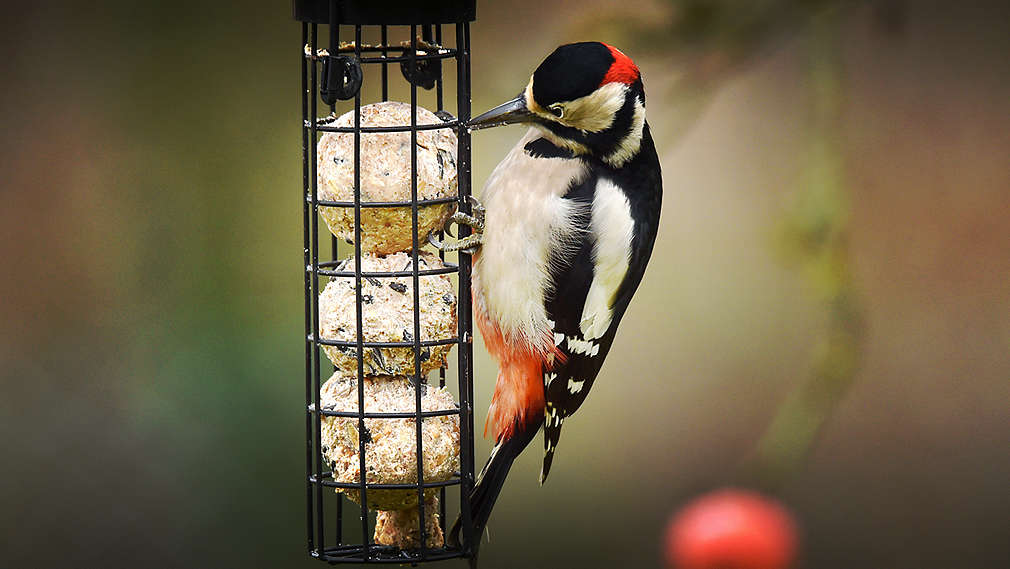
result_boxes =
[579,178,634,340]
[563,82,628,133]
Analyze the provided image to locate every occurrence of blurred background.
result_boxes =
[2,0,1008,567]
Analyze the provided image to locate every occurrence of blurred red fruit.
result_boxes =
[664,489,798,569]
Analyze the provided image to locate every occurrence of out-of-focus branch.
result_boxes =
[744,10,866,491]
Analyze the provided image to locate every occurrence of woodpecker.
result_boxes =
[439,42,662,554]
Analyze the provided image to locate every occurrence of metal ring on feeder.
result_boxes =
[321,55,364,103]
[400,49,441,90]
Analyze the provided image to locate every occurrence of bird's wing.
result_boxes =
[539,175,641,483]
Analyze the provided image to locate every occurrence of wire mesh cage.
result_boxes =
[295,0,477,563]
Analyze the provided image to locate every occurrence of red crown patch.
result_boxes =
[600,44,640,86]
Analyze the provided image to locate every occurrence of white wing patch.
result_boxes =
[580,178,634,340]
[566,336,600,357]
[567,378,586,394]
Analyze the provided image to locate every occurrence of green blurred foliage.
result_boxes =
[749,10,866,489]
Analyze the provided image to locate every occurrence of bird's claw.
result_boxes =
[428,196,485,254]
[466,195,486,219]
[428,232,483,255]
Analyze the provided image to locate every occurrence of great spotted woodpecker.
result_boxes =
[439,42,662,553]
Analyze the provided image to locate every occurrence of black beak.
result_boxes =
[468,95,535,131]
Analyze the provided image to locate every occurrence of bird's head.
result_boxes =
[470,41,647,166]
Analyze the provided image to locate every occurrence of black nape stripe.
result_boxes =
[524,137,577,160]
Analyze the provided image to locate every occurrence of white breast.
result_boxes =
[473,128,589,353]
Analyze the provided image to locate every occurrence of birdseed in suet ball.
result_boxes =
[319,371,460,511]
[318,252,457,377]
[374,494,444,549]
[316,101,458,255]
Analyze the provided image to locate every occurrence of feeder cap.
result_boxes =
[293,0,476,25]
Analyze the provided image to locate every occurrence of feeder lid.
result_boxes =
[293,0,476,24]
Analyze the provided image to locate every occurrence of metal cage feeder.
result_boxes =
[295,0,477,563]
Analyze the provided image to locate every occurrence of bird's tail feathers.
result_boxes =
[539,403,564,484]
[449,416,540,562]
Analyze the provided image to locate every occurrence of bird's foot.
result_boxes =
[428,233,483,255]
[428,196,485,255]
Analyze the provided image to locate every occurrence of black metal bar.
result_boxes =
[351,23,371,563]
[310,195,459,207]
[455,19,477,557]
[304,46,459,62]
[364,51,456,63]
[435,20,447,535]
[408,25,430,558]
[310,335,458,349]
[435,25,444,113]
[380,26,388,102]
[319,545,463,564]
[314,262,459,278]
[321,549,462,564]
[327,13,342,550]
[311,477,463,490]
[328,14,338,115]
[316,407,461,419]
[336,485,343,548]
[310,20,326,559]
[305,120,459,133]
[329,18,340,312]
[317,469,465,480]
[302,20,315,557]
[464,22,476,557]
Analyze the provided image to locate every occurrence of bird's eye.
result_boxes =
[548,104,565,119]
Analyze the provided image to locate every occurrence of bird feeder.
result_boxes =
[294,0,477,563]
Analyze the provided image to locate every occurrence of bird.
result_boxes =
[436,41,663,558]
